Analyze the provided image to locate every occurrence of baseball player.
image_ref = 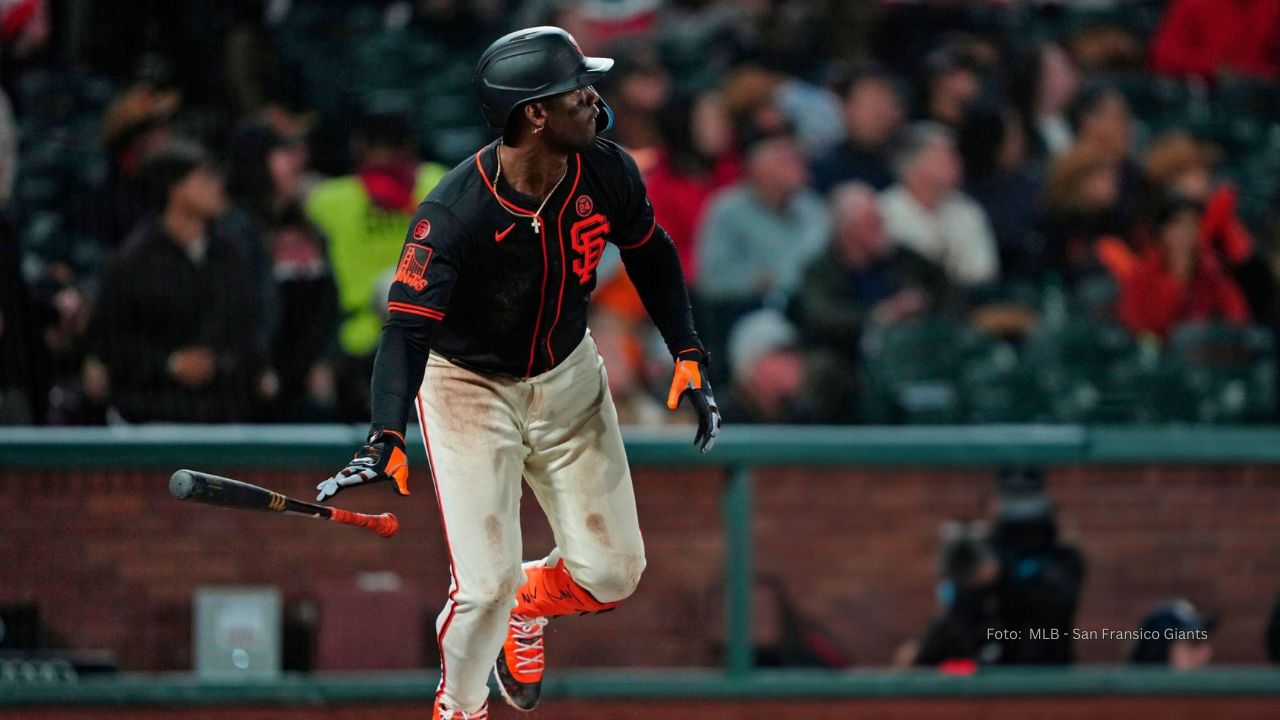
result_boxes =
[316,26,721,720]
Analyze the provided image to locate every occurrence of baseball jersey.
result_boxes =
[369,138,704,434]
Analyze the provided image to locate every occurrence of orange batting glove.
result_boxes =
[666,348,721,453]
[316,430,410,501]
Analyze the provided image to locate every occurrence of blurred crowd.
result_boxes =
[2,0,1280,426]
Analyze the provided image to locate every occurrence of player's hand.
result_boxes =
[316,430,410,501]
[666,348,721,453]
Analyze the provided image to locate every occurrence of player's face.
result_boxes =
[542,86,600,152]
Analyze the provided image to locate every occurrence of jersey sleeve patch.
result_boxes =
[394,243,433,292]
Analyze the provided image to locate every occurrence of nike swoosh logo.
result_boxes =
[495,223,515,243]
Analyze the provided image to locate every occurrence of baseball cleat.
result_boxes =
[493,613,549,711]
[433,699,488,720]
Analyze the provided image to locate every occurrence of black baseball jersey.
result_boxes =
[368,138,703,433]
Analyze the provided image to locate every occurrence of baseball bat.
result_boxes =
[169,469,399,538]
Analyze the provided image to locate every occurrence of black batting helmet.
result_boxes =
[473,26,615,132]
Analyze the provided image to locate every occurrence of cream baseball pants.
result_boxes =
[414,330,645,711]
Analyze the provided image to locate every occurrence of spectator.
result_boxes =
[304,113,446,420]
[1042,142,1125,284]
[918,45,982,129]
[1105,195,1251,341]
[70,76,181,254]
[1143,132,1221,203]
[1069,19,1145,74]
[644,91,742,280]
[740,0,827,79]
[0,0,48,102]
[87,144,267,422]
[960,108,1046,284]
[792,183,951,422]
[696,131,828,305]
[1069,85,1133,167]
[879,122,999,288]
[1009,42,1079,163]
[1142,132,1278,325]
[771,76,845,161]
[1150,0,1280,80]
[795,184,950,350]
[1130,599,1216,668]
[718,66,792,146]
[588,302,669,427]
[987,466,1084,665]
[223,2,314,131]
[914,520,1002,667]
[651,0,755,92]
[811,63,905,194]
[226,121,339,421]
[600,41,671,162]
[1068,83,1141,226]
[718,308,814,424]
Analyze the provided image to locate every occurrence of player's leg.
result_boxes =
[491,332,644,711]
[520,330,646,614]
[418,355,530,715]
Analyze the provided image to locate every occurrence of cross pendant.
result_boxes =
[531,217,541,233]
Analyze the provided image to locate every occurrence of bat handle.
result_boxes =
[329,508,399,538]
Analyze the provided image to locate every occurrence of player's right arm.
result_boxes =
[318,202,468,501]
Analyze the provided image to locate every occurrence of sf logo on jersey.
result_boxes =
[570,213,609,285]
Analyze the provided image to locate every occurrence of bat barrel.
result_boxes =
[171,469,398,538]
[169,469,290,512]
[169,469,199,500]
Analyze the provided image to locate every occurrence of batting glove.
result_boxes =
[666,348,721,453]
[317,430,410,502]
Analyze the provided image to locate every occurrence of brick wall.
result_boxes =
[2,464,1279,670]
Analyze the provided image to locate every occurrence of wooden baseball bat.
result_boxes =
[169,469,399,538]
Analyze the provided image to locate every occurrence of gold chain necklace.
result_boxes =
[492,142,568,233]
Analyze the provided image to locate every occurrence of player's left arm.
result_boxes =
[610,149,721,452]
[317,202,466,501]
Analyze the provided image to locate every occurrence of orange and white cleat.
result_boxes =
[432,699,488,720]
[493,613,549,711]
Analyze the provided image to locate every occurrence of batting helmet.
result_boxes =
[473,26,615,132]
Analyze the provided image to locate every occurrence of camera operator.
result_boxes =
[914,520,1003,666]
[988,466,1085,664]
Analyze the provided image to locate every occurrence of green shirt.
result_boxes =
[305,164,447,356]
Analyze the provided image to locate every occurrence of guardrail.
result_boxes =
[4,424,1280,689]
[6,425,1280,468]
[6,667,1280,706]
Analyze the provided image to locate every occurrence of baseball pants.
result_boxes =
[414,330,646,712]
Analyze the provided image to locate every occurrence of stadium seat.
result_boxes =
[1106,357,1198,423]
[1164,322,1277,423]
[960,340,1049,423]
[860,318,984,424]
[1024,317,1138,422]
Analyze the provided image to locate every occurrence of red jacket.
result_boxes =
[1150,0,1280,78]
[1118,246,1251,339]
[643,150,741,282]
